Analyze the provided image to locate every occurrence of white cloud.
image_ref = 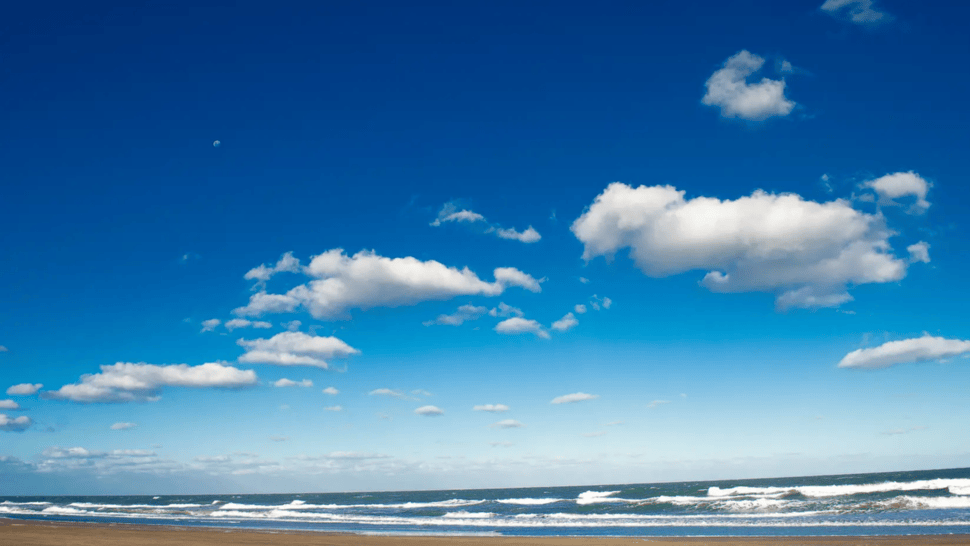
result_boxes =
[583,431,607,437]
[838,335,970,369]
[495,317,550,339]
[225,319,272,331]
[432,202,541,244]
[702,51,796,121]
[322,387,339,395]
[0,414,32,432]
[0,400,19,410]
[369,388,408,399]
[415,405,444,416]
[244,252,303,287]
[578,277,590,284]
[110,422,137,430]
[283,320,302,331]
[6,383,42,396]
[45,362,257,403]
[572,182,910,310]
[273,378,313,388]
[323,405,343,412]
[574,304,587,314]
[551,312,579,332]
[235,249,540,319]
[430,203,487,226]
[490,419,524,428]
[489,302,524,318]
[200,318,221,333]
[907,242,930,264]
[473,404,510,413]
[551,392,599,404]
[821,0,893,26]
[647,400,671,409]
[238,332,360,369]
[493,267,543,293]
[864,172,931,214]
[495,226,542,243]
[412,389,432,397]
[425,304,489,326]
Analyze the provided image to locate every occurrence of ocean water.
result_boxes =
[2,467,970,536]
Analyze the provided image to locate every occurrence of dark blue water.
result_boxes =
[3,467,970,536]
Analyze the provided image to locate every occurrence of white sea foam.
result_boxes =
[709,478,970,498]
[1,501,51,506]
[576,491,637,505]
[496,498,565,505]
[950,485,970,496]
[442,511,494,519]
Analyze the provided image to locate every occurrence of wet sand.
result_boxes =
[2,519,968,546]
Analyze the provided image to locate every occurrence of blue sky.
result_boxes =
[3,0,970,495]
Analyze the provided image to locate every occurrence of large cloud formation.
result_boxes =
[45,362,257,403]
[702,51,796,121]
[238,332,359,369]
[839,335,970,369]
[234,249,541,319]
[571,183,915,310]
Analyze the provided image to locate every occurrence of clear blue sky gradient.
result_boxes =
[2,0,969,494]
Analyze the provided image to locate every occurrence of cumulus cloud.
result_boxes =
[574,304,587,314]
[572,182,912,310]
[425,304,489,326]
[473,404,510,413]
[110,422,137,430]
[44,362,257,403]
[225,319,272,331]
[702,51,796,121]
[908,242,930,264]
[234,250,541,319]
[838,335,970,369]
[6,383,42,396]
[273,378,313,388]
[551,312,579,332]
[864,172,931,214]
[322,387,339,395]
[490,419,524,428]
[0,400,19,410]
[495,317,550,339]
[821,0,893,26]
[432,202,541,243]
[494,226,541,243]
[200,319,221,333]
[551,392,599,404]
[0,414,32,432]
[237,332,360,369]
[415,405,444,416]
[244,252,303,287]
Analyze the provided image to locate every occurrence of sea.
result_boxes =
[2,467,970,537]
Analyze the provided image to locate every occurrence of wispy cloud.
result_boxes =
[551,392,599,404]
[839,335,970,369]
[821,0,893,27]
[110,422,137,431]
[473,404,509,413]
[432,202,541,244]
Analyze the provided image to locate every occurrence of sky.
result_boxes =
[2,0,970,495]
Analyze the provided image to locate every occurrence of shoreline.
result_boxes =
[3,519,970,546]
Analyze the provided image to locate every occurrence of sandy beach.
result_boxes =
[1,519,968,546]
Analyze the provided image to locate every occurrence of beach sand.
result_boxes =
[2,520,968,546]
